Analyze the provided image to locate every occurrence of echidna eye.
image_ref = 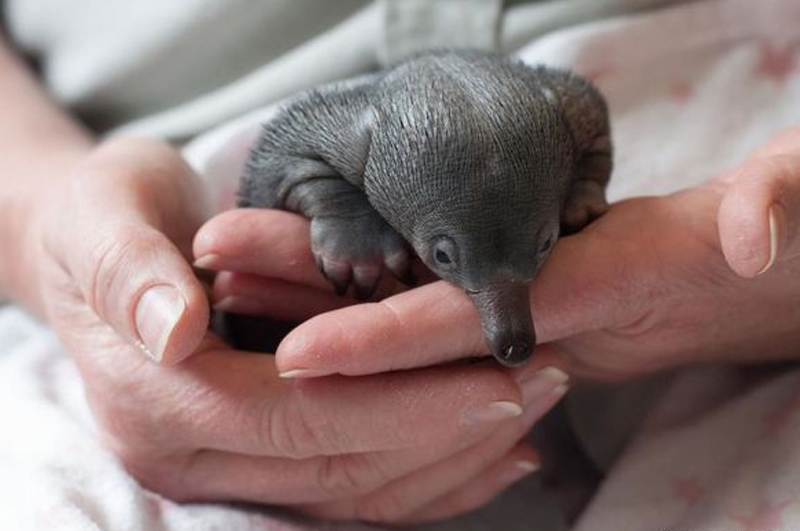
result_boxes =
[432,237,458,270]
[539,235,554,253]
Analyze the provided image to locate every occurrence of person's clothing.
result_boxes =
[2,1,800,530]
[3,0,685,141]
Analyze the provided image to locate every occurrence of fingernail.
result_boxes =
[757,205,781,275]
[521,382,568,426]
[461,400,523,427]
[279,368,336,379]
[134,285,186,362]
[193,253,221,270]
[519,366,569,407]
[497,460,540,484]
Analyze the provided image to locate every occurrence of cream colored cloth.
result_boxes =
[4,0,684,140]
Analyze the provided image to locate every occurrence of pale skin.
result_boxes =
[2,29,800,525]
[221,132,799,383]
[0,35,558,524]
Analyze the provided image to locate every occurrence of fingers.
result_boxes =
[170,349,524,459]
[198,208,582,377]
[375,372,566,523]
[401,442,539,524]
[196,209,358,319]
[193,209,338,291]
[277,282,485,375]
[718,153,800,278]
[303,438,539,523]
[379,374,566,524]
[275,231,621,377]
[166,371,560,510]
[301,391,552,523]
[176,419,526,505]
[193,208,433,305]
[116,344,567,511]
[212,272,348,321]
[43,138,210,364]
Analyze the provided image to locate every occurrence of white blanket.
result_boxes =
[3,0,800,529]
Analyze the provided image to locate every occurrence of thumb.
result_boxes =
[83,225,210,365]
[718,152,800,278]
[44,138,210,364]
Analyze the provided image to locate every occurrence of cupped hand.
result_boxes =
[251,129,800,382]
[28,136,565,525]
[193,209,568,523]
[35,137,211,366]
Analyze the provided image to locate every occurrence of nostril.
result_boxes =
[499,342,532,367]
[503,343,525,360]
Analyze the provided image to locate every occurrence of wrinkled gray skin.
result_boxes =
[239,51,612,367]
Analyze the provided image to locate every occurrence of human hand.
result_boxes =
[28,136,566,525]
[258,129,800,382]
[190,208,568,523]
[34,137,211,366]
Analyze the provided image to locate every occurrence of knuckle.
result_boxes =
[316,454,375,498]
[606,305,662,339]
[259,391,325,459]
[86,227,159,317]
[86,234,132,308]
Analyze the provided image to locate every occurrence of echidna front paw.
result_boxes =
[562,180,609,235]
[310,213,413,300]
